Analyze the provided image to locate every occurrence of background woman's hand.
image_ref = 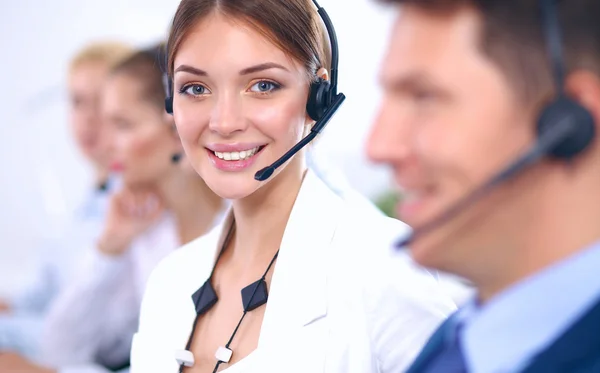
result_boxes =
[97,188,164,257]
[0,352,54,373]
[0,300,9,314]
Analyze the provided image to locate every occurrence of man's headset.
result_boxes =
[396,0,596,248]
[163,0,346,182]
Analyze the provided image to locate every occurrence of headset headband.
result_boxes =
[311,0,339,95]
[541,0,566,96]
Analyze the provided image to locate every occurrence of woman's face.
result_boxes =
[68,61,112,167]
[172,13,313,200]
[102,74,179,188]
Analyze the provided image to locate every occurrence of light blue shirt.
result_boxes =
[10,186,110,313]
[455,240,600,373]
[0,184,110,361]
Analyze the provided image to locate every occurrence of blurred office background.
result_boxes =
[0,0,397,295]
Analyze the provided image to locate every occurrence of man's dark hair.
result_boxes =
[380,0,600,106]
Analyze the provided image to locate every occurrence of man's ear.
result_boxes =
[566,70,600,129]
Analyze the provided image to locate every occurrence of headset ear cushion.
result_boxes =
[165,97,174,115]
[537,97,596,160]
[307,78,331,121]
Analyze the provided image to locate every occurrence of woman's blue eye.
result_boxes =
[182,84,208,96]
[250,81,280,93]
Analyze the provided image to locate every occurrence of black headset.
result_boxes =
[163,0,341,122]
[305,0,340,121]
[396,0,597,248]
[162,49,173,112]
[536,0,594,160]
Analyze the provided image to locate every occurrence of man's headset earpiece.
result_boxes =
[536,0,595,160]
[396,0,596,248]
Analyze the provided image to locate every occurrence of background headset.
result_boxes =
[162,0,345,181]
[396,0,596,248]
[134,43,185,163]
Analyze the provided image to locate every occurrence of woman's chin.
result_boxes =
[204,178,259,201]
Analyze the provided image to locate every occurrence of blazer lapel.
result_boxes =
[520,295,600,373]
[175,213,235,348]
[259,170,343,348]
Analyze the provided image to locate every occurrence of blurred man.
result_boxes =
[368,0,600,371]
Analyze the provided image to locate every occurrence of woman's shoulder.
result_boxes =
[334,194,410,253]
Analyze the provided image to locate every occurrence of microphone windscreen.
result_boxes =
[254,167,274,181]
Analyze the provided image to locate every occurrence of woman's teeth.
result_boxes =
[214,146,260,161]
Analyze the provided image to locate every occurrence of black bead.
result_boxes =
[192,280,218,315]
[97,181,109,192]
[241,279,269,312]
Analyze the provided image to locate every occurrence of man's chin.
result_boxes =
[407,230,459,272]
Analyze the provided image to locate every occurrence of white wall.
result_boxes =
[0,0,397,294]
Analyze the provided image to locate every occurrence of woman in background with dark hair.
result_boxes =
[36,45,226,373]
[132,1,457,372]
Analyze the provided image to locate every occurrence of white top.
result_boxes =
[131,169,457,373]
[40,209,227,373]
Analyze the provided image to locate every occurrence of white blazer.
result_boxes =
[131,170,456,373]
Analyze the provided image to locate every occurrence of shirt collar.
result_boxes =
[459,240,600,373]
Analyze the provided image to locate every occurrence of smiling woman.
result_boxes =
[169,6,324,200]
[130,1,457,373]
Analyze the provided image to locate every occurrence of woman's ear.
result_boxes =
[317,67,329,82]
